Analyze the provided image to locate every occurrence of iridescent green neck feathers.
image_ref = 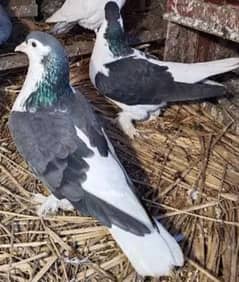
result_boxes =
[25,55,72,111]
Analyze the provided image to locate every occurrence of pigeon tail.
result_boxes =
[110,218,184,277]
[163,82,226,103]
[162,57,239,84]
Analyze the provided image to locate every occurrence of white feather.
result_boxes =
[89,20,126,84]
[149,57,239,83]
[75,127,151,226]
[12,41,51,112]
[110,219,184,277]
[12,58,44,112]
[109,99,165,120]
[46,0,126,31]
[32,194,74,216]
[91,15,239,85]
[76,127,184,276]
[90,21,137,85]
[132,51,239,83]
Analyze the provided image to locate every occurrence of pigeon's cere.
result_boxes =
[90,1,239,139]
[0,4,12,45]
[46,0,126,34]
[9,31,184,278]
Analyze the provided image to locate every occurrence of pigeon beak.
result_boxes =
[15,41,27,53]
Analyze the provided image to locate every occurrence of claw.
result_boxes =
[120,122,140,139]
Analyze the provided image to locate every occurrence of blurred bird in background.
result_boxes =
[46,0,126,34]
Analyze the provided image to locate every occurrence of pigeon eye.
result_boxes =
[31,42,37,48]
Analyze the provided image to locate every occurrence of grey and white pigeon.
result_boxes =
[0,4,12,45]
[9,31,184,277]
[90,1,239,138]
[46,0,126,34]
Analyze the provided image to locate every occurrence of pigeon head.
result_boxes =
[102,1,133,57]
[105,1,121,22]
[15,31,68,67]
[14,32,72,111]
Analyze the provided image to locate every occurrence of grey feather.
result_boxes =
[95,57,226,105]
[9,92,150,236]
[92,2,226,107]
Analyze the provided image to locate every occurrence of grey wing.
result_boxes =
[68,91,109,156]
[8,94,150,236]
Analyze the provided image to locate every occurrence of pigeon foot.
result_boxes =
[117,112,140,139]
[33,193,74,216]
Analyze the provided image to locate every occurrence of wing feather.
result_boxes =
[95,56,225,106]
[9,92,150,235]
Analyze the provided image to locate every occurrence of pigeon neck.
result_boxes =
[103,18,133,57]
[13,54,72,112]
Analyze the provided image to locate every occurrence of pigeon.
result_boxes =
[46,0,126,34]
[0,4,12,45]
[90,1,239,138]
[9,31,184,277]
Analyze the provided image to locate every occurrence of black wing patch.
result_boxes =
[9,93,150,236]
[73,191,150,236]
[95,57,225,106]
[67,92,108,157]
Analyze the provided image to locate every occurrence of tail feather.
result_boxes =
[110,218,184,277]
[194,58,239,78]
[163,81,226,103]
[162,57,239,83]
[155,220,184,267]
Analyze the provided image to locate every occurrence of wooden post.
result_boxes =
[164,0,239,62]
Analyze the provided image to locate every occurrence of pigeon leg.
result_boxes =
[117,111,140,139]
[33,193,74,216]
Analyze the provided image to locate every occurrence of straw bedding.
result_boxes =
[0,58,238,281]
[0,7,238,278]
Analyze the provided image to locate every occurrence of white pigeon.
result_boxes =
[9,31,184,277]
[90,1,239,138]
[46,0,126,34]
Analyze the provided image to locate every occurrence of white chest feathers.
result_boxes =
[12,61,44,112]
